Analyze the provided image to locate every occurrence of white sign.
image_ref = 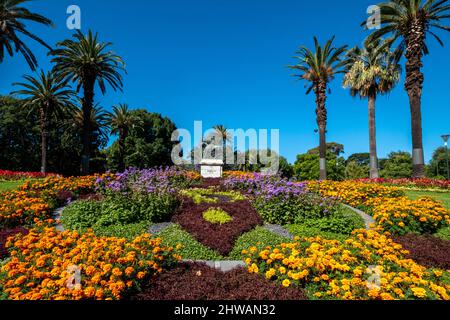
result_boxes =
[200,159,223,178]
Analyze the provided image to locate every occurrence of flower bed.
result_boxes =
[372,197,449,235]
[0,175,107,228]
[243,229,450,300]
[172,197,263,256]
[355,178,450,191]
[224,175,363,234]
[129,262,307,300]
[0,170,56,181]
[308,181,450,235]
[0,227,180,300]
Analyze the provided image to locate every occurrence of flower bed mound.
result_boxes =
[0,227,180,300]
[172,198,263,255]
[392,234,450,270]
[129,262,307,300]
[0,227,28,258]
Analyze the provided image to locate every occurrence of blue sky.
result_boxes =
[1,0,449,164]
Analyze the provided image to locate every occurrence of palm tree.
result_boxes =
[289,36,348,180]
[49,30,125,175]
[344,39,401,178]
[212,124,232,164]
[73,104,110,151]
[12,70,76,173]
[0,0,53,70]
[366,0,450,178]
[108,104,138,171]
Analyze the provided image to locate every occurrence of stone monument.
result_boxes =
[200,158,223,178]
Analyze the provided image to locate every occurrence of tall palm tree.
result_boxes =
[344,39,401,178]
[213,124,232,164]
[0,0,53,70]
[366,0,450,178]
[12,70,76,173]
[73,104,110,150]
[108,104,138,171]
[49,30,125,175]
[289,36,348,180]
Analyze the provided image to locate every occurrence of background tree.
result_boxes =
[108,104,139,171]
[50,30,125,175]
[0,0,52,70]
[0,95,83,175]
[347,153,370,167]
[0,96,40,171]
[345,161,370,179]
[344,39,401,178]
[12,71,76,173]
[427,147,449,179]
[307,142,345,157]
[380,151,413,178]
[293,152,346,181]
[212,124,232,165]
[290,36,348,180]
[107,110,177,171]
[367,0,450,177]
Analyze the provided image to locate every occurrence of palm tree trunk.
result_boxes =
[118,130,126,172]
[81,77,95,175]
[315,80,328,180]
[39,107,48,174]
[405,17,426,178]
[368,91,379,179]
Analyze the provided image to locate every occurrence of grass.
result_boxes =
[0,180,23,192]
[404,190,450,209]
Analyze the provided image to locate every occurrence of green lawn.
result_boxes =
[0,180,23,192]
[405,190,450,209]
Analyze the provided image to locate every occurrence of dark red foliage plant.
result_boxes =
[129,262,307,300]
[172,198,263,255]
[392,234,450,270]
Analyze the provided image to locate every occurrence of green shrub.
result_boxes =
[61,193,180,232]
[228,227,290,260]
[253,192,339,225]
[61,200,102,230]
[92,222,149,240]
[202,208,233,225]
[157,224,222,260]
[295,206,365,235]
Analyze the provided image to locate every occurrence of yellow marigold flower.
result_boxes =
[282,279,291,287]
[411,287,427,299]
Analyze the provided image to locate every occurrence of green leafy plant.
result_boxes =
[294,206,365,235]
[228,227,290,260]
[253,192,339,225]
[202,208,233,225]
[61,193,180,233]
[157,224,222,260]
[181,188,245,204]
[435,226,450,241]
